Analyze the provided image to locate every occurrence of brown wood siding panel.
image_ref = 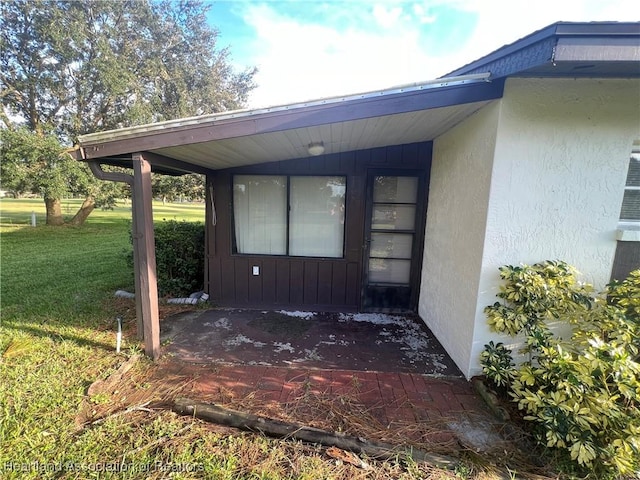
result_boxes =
[209,257,222,302]
[611,241,640,281]
[345,262,360,307]
[400,143,419,166]
[331,263,347,305]
[262,259,277,304]
[339,151,356,172]
[289,261,305,304]
[317,263,333,305]
[303,261,319,304]
[234,258,249,303]
[220,258,236,302]
[276,261,290,304]
[386,144,403,166]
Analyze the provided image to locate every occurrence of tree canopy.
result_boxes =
[0,0,256,224]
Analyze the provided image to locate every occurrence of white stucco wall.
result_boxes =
[421,77,640,379]
[418,102,500,377]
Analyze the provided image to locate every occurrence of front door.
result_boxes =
[362,173,426,312]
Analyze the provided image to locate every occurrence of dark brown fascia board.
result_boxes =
[445,21,640,78]
[80,79,504,160]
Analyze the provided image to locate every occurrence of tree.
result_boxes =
[152,173,205,204]
[0,0,256,225]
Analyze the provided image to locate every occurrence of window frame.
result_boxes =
[231,174,347,258]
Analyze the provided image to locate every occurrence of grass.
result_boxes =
[0,198,545,479]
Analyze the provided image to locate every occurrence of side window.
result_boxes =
[619,149,640,227]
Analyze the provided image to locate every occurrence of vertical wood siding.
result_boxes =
[611,241,640,281]
[205,142,432,311]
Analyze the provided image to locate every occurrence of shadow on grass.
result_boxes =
[5,322,114,352]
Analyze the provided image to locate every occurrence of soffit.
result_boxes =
[149,100,492,170]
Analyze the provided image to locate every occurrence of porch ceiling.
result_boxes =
[150,101,491,170]
[76,74,502,173]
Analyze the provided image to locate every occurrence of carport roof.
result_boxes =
[75,73,501,174]
[74,21,640,175]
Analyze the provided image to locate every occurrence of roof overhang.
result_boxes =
[74,22,639,176]
[74,73,502,174]
[446,21,640,79]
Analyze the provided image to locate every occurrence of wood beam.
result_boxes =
[132,152,160,360]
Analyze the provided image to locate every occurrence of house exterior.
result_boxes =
[74,22,640,378]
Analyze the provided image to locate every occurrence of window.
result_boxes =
[233,175,346,257]
[619,150,640,226]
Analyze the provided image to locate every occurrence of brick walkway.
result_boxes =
[165,362,495,437]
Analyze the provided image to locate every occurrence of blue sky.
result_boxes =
[204,0,634,108]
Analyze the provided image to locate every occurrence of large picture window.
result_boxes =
[233,175,346,257]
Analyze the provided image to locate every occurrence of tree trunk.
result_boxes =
[44,197,64,225]
[69,195,95,225]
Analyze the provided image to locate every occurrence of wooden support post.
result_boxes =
[131,196,144,340]
[132,153,160,360]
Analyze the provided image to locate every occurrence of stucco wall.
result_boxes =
[421,77,640,378]
[418,102,500,376]
[469,77,640,376]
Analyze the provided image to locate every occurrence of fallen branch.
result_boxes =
[173,397,458,469]
[88,401,154,427]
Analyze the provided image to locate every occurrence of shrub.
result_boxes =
[127,220,205,297]
[480,261,640,478]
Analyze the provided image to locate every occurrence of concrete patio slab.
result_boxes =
[161,308,462,376]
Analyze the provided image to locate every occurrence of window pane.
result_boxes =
[368,258,411,284]
[233,175,286,255]
[372,204,416,230]
[370,233,413,259]
[289,176,345,257]
[620,189,640,221]
[373,176,418,203]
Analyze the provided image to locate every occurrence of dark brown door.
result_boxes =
[362,173,425,312]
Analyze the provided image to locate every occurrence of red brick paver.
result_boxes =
[189,364,492,428]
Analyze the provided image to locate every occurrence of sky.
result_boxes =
[205,0,635,109]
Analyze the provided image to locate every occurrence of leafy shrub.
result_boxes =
[480,261,640,478]
[127,220,205,297]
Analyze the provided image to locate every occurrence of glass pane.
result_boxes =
[370,233,413,259]
[233,175,286,255]
[289,176,346,257]
[372,204,416,230]
[368,258,411,284]
[620,189,640,221]
[373,176,418,203]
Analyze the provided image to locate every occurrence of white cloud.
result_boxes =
[240,0,635,109]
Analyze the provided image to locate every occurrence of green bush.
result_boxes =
[480,261,640,478]
[127,220,205,297]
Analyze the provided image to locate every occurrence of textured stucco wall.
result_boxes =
[468,77,640,377]
[418,102,500,376]
[421,77,640,378]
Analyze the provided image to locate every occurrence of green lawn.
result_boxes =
[1,199,467,479]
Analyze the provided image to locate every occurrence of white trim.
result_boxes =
[617,228,640,241]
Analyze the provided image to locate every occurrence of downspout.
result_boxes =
[88,161,144,340]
